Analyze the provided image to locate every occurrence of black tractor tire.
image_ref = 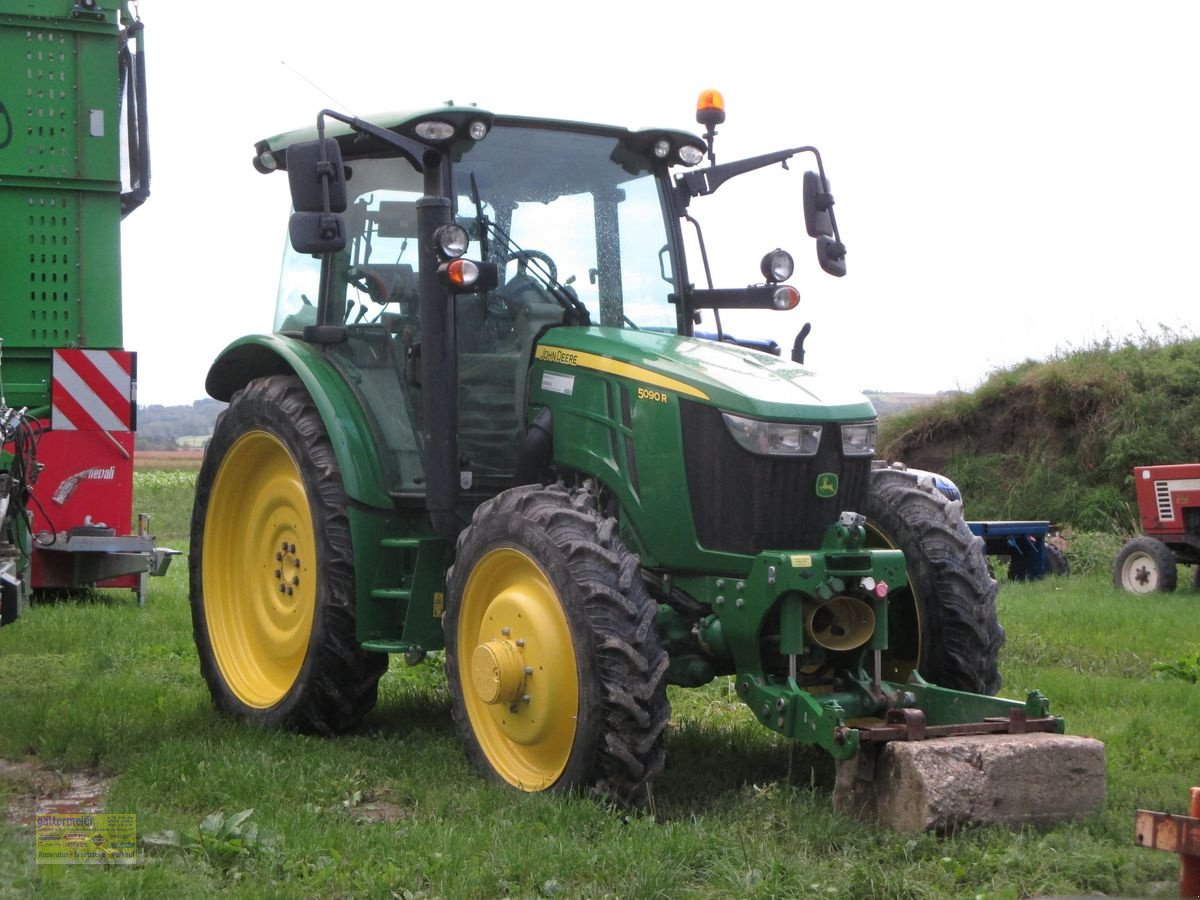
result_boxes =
[189,375,387,733]
[1010,542,1070,580]
[1112,536,1178,594]
[444,483,669,804]
[863,467,1004,695]
[1043,543,1070,577]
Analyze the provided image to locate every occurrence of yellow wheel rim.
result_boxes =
[202,430,317,708]
[457,547,579,791]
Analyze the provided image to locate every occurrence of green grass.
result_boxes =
[134,469,197,545]
[1,477,1197,896]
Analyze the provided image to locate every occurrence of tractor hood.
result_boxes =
[534,327,876,422]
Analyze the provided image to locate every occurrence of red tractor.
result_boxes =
[1113,464,1200,593]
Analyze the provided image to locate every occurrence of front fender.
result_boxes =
[206,334,391,508]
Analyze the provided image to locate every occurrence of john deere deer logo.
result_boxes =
[816,473,838,498]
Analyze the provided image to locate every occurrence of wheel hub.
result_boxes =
[273,541,303,597]
[470,639,526,705]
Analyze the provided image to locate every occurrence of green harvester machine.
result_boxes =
[190,91,1063,802]
[0,0,169,627]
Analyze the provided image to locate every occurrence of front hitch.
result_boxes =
[674,515,1064,759]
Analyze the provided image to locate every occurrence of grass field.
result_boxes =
[134,451,204,473]
[0,470,1197,897]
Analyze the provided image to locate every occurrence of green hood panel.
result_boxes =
[537,327,876,421]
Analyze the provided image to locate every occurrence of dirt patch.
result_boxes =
[0,758,111,829]
[346,798,410,825]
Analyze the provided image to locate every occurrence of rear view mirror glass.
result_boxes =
[803,171,833,238]
[289,212,347,254]
[287,138,347,213]
[816,236,846,277]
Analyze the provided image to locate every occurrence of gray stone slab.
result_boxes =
[833,733,1106,832]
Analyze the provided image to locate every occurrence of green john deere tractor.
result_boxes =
[190,93,1060,801]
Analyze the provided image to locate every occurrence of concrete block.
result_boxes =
[833,733,1106,832]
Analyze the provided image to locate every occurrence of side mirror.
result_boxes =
[285,138,348,254]
[803,171,833,238]
[289,212,347,255]
[286,138,347,213]
[816,236,847,278]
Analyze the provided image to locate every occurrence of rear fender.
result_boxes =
[205,334,391,508]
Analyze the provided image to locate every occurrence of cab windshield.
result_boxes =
[453,124,680,333]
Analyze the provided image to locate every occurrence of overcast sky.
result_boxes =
[121,1,1200,406]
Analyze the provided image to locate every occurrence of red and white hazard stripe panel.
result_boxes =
[51,349,136,432]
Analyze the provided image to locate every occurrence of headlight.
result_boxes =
[468,120,489,140]
[840,422,877,457]
[435,223,469,258]
[678,145,705,166]
[722,413,822,457]
[653,139,671,159]
[760,248,794,283]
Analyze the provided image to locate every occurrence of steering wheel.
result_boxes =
[502,248,557,284]
[347,266,391,305]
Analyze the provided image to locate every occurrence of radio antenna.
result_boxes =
[280,60,353,114]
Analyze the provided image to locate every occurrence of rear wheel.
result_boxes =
[189,375,386,732]
[863,467,1004,694]
[444,483,669,803]
[1044,543,1070,577]
[1112,537,1177,594]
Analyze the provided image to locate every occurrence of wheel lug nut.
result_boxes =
[524,666,533,676]
[274,570,282,579]
[501,627,510,636]
[281,542,288,552]
[292,576,300,586]
[288,543,296,554]
[286,586,293,596]
[515,638,525,647]
[279,584,286,594]
[293,559,301,567]
[275,552,283,561]
[521,694,531,704]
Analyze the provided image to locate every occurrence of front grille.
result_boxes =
[679,401,871,556]
[1155,481,1174,522]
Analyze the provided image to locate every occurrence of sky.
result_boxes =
[120,1,1200,406]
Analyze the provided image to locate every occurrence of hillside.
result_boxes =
[136,398,225,451]
[879,334,1200,532]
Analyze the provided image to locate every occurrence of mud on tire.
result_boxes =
[190,375,386,734]
[444,483,670,804]
[864,466,1004,695]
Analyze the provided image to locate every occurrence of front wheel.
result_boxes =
[863,467,1004,695]
[189,375,386,733]
[1113,537,1177,594]
[444,483,669,803]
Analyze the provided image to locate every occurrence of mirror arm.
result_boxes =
[677,145,826,200]
[316,108,435,173]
